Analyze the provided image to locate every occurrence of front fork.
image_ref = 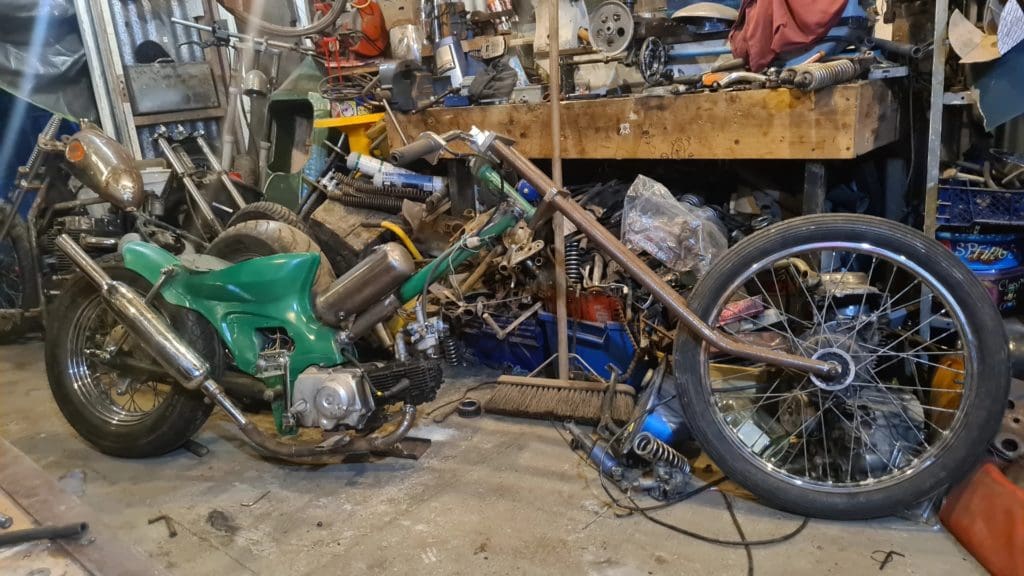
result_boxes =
[474,133,839,379]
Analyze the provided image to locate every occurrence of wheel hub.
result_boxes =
[810,348,856,391]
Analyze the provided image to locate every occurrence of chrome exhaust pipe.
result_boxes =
[54,234,209,390]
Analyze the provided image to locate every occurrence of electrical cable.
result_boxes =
[722,492,754,576]
[425,381,497,422]
[552,392,808,576]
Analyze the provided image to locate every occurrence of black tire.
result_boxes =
[205,219,335,294]
[0,201,40,342]
[227,201,309,234]
[674,214,1010,519]
[45,260,222,458]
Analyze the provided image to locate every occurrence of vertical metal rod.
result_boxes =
[155,136,223,238]
[549,0,569,381]
[195,135,247,209]
[923,0,949,237]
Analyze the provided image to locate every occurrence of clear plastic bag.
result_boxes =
[621,175,727,277]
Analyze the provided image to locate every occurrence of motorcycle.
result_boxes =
[45,127,1009,520]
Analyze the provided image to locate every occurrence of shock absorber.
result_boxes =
[631,432,689,472]
[565,240,583,286]
[794,60,862,92]
[441,334,461,366]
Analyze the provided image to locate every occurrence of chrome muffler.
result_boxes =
[55,234,210,391]
[55,234,417,462]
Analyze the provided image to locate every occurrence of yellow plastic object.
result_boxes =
[379,221,422,260]
[930,355,964,430]
[313,113,386,155]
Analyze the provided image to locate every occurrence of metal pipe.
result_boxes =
[482,301,543,340]
[0,523,89,547]
[154,136,223,238]
[50,196,109,212]
[78,235,119,250]
[195,135,247,209]
[487,141,837,377]
[54,234,211,389]
[344,294,403,343]
[548,0,569,382]
[459,248,495,293]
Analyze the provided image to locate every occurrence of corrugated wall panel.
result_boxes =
[108,0,221,157]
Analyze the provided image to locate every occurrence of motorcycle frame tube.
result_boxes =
[397,210,521,303]
[486,139,838,378]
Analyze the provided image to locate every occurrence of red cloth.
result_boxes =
[729,0,848,72]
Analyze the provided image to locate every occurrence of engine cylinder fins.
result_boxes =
[315,243,416,327]
[365,359,445,406]
[631,432,689,471]
[565,240,584,286]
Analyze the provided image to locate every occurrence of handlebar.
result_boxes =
[388,133,448,167]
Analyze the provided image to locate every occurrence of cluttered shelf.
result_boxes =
[387,79,899,160]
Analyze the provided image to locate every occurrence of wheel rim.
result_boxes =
[701,241,973,492]
[66,292,172,425]
[0,238,24,309]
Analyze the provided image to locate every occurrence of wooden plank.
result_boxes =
[387,81,900,160]
[0,437,172,576]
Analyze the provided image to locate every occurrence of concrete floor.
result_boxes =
[1,341,983,575]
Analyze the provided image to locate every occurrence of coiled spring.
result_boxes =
[565,241,583,286]
[632,432,688,471]
[335,192,403,213]
[24,114,62,171]
[441,334,461,366]
[794,60,860,92]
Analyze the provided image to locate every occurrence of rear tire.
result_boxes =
[205,219,335,294]
[227,201,308,234]
[45,260,221,458]
[0,202,39,342]
[674,214,1009,519]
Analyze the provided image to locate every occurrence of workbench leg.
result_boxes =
[802,161,827,215]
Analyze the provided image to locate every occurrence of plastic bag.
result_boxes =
[621,175,728,277]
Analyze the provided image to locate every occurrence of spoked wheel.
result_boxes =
[675,214,1009,519]
[0,201,39,342]
[46,260,222,457]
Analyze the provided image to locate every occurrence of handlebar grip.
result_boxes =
[389,136,444,167]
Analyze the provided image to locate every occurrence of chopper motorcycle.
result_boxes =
[45,127,1009,520]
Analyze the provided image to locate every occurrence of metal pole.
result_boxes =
[549,0,569,381]
[923,0,950,237]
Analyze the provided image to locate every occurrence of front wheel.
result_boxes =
[45,260,223,458]
[675,214,1009,519]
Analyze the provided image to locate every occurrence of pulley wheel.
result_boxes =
[590,1,634,56]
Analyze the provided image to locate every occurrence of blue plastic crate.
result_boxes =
[937,180,1024,226]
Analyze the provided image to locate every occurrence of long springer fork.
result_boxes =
[477,133,840,379]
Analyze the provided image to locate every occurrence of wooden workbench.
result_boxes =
[387,80,898,160]
[386,80,899,214]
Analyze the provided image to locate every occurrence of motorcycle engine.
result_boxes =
[290,367,375,431]
[43,215,123,277]
[288,360,444,431]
